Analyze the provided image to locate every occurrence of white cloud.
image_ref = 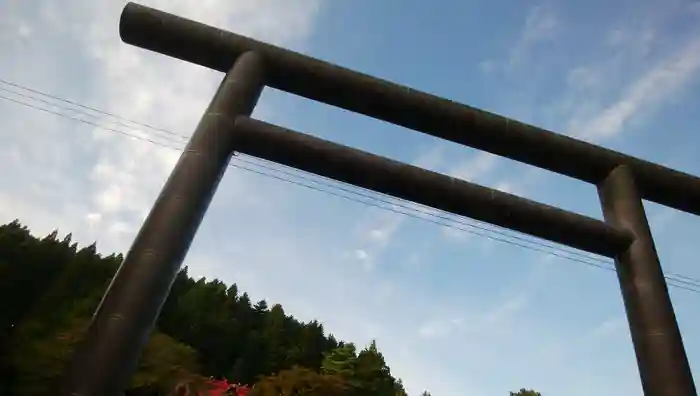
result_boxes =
[571,36,700,140]
[481,294,529,325]
[494,180,516,195]
[85,212,102,227]
[538,315,629,366]
[344,160,452,272]
[367,214,403,248]
[509,4,558,66]
[0,0,325,250]
[606,27,656,56]
[410,144,446,171]
[355,249,370,261]
[78,0,324,242]
[586,316,626,341]
[566,67,604,92]
[447,151,498,182]
[16,20,32,38]
[416,293,529,343]
[418,318,463,339]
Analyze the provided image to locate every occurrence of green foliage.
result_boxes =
[0,220,550,396]
[248,365,348,396]
[0,221,412,396]
[131,332,204,393]
[321,343,358,380]
[510,389,542,396]
[9,315,91,396]
[352,340,398,396]
[8,310,204,396]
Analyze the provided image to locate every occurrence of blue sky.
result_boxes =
[1,0,700,395]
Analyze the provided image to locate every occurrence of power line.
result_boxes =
[0,80,652,261]
[11,83,700,289]
[0,78,186,142]
[1,82,698,294]
[0,91,611,268]
[229,156,700,289]
[0,93,173,147]
[2,86,699,293]
[1,80,603,260]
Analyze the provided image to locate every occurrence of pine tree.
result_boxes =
[0,221,413,396]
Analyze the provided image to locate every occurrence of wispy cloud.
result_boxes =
[477,4,559,75]
[538,315,628,364]
[344,204,405,271]
[481,294,529,325]
[509,4,558,67]
[447,152,498,182]
[410,144,447,171]
[366,212,404,249]
[570,36,700,140]
[0,0,325,253]
[606,27,656,56]
[418,317,465,339]
[417,293,529,342]
[586,316,627,341]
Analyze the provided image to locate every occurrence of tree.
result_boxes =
[352,341,397,396]
[9,305,206,396]
[321,344,357,380]
[0,221,409,396]
[393,379,408,396]
[248,366,348,396]
[9,315,91,396]
[510,389,542,396]
[130,332,206,394]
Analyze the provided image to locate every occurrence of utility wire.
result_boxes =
[1,81,699,294]
[2,90,699,294]
[10,81,700,290]
[2,84,699,293]
[0,91,612,268]
[0,80,603,261]
[0,80,659,262]
[0,81,612,261]
[0,78,185,142]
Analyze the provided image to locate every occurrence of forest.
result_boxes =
[0,220,540,395]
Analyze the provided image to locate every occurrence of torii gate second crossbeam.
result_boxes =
[60,3,699,396]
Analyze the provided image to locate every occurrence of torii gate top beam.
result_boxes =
[119,2,700,217]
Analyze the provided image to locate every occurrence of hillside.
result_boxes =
[0,220,409,396]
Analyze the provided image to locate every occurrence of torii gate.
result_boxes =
[61,3,699,396]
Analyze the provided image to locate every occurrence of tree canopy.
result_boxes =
[0,220,540,395]
[510,389,542,396]
[0,220,410,395]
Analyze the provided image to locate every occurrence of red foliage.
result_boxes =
[197,379,250,396]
